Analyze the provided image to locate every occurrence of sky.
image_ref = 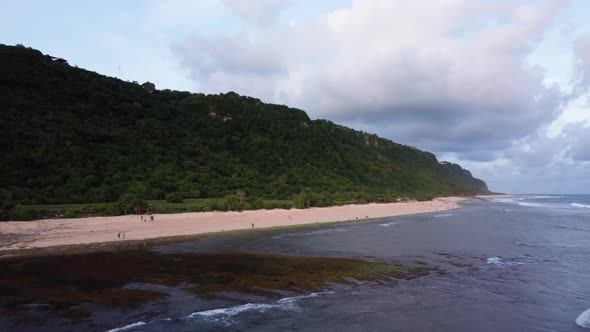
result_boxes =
[2,0,590,194]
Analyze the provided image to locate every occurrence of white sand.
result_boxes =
[0,197,464,251]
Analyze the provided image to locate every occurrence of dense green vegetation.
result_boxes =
[0,44,488,220]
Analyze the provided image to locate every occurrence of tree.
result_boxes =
[118,194,148,214]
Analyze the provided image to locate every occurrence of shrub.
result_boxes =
[202,200,214,212]
[63,208,79,218]
[165,193,183,203]
[292,192,310,209]
[8,206,40,221]
[249,198,263,210]
[187,202,204,212]
[213,200,227,211]
[101,203,121,216]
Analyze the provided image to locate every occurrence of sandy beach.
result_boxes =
[0,197,464,254]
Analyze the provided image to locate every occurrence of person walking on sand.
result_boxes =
[252,223,255,229]
[118,232,120,239]
[150,215,154,222]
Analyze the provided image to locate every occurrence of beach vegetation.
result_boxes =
[165,193,183,203]
[292,192,311,209]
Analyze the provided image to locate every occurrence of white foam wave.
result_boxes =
[491,197,518,203]
[186,292,327,324]
[379,223,390,227]
[517,202,548,208]
[576,308,590,328]
[105,321,147,332]
[486,256,526,267]
[527,195,562,199]
[486,257,503,265]
[572,203,590,209]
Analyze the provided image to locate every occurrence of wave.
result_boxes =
[517,202,548,208]
[105,321,147,332]
[105,292,330,331]
[526,195,562,199]
[485,256,526,267]
[486,257,503,265]
[186,292,330,324]
[576,307,590,328]
[572,203,590,209]
[491,197,519,204]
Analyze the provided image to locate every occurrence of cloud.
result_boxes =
[175,0,570,154]
[572,35,590,95]
[221,0,295,26]
[563,123,590,161]
[172,0,590,192]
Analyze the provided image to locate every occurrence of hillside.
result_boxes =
[0,44,488,220]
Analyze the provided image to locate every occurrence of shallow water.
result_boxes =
[2,196,590,331]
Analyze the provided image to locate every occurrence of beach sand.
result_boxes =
[0,197,465,255]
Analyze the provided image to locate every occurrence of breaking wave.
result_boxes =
[106,321,147,332]
[576,308,590,328]
[517,202,548,208]
[571,203,590,209]
[485,256,534,267]
[526,195,562,199]
[106,292,330,331]
[186,292,329,325]
[486,257,503,265]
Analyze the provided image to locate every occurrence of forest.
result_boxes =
[0,44,489,220]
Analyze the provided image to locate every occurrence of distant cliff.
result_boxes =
[0,44,489,219]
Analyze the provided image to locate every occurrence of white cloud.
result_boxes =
[221,0,295,26]
[172,0,590,193]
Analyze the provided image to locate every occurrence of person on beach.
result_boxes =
[140,215,143,222]
[252,223,255,229]
[118,233,120,239]
[150,215,154,221]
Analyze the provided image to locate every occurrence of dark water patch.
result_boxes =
[0,250,429,331]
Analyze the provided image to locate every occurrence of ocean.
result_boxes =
[2,195,590,331]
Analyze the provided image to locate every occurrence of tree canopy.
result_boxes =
[0,44,489,220]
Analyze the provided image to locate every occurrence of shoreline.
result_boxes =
[0,197,467,259]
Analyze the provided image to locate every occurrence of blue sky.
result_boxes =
[2,0,590,194]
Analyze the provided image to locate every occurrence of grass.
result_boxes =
[12,198,293,220]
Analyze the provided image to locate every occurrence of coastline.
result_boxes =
[0,197,466,259]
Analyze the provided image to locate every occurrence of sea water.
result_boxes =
[2,195,589,331]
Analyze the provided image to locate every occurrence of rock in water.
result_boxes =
[576,308,590,328]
